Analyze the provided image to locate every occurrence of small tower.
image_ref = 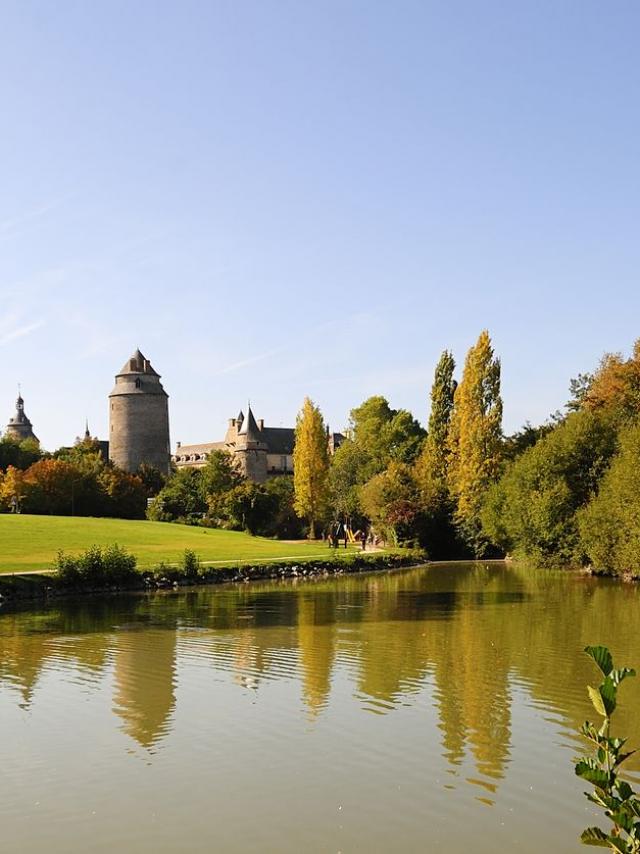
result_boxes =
[109,349,170,474]
[5,392,39,444]
[234,405,268,482]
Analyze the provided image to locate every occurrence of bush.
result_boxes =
[54,545,138,587]
[182,549,201,579]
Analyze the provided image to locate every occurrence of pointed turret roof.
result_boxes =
[238,405,261,439]
[236,410,245,424]
[118,349,159,376]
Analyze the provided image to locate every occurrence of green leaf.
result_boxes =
[607,837,629,853]
[588,685,608,717]
[600,677,617,716]
[585,646,613,677]
[579,826,609,846]
[575,760,610,788]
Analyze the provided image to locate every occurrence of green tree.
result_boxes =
[481,410,617,565]
[147,467,206,522]
[415,350,455,500]
[0,435,42,472]
[350,396,425,478]
[328,438,368,521]
[360,462,421,546]
[578,421,640,577]
[199,450,243,502]
[448,330,503,553]
[293,397,330,539]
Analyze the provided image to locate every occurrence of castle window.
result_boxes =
[135,378,141,389]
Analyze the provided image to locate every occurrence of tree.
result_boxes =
[578,420,640,577]
[328,439,368,521]
[98,468,147,519]
[293,397,330,538]
[360,462,421,546]
[448,330,503,553]
[0,435,42,472]
[481,410,617,566]
[416,350,456,499]
[0,465,27,511]
[580,340,640,419]
[199,450,243,502]
[22,459,83,516]
[350,396,425,478]
[147,467,206,522]
[136,463,167,497]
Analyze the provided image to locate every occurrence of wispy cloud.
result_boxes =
[0,195,74,240]
[0,320,45,346]
[212,345,287,376]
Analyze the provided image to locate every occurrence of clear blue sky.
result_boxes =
[1,1,639,450]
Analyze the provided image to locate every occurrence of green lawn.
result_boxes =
[0,515,351,574]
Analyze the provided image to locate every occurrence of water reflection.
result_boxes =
[1,562,639,798]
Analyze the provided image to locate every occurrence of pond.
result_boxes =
[1,562,638,852]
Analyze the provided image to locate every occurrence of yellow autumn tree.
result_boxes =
[293,397,330,539]
[0,465,27,511]
[448,330,503,552]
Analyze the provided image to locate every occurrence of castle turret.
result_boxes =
[109,349,170,474]
[5,392,39,444]
[234,405,268,482]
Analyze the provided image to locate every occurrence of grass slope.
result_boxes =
[0,515,346,574]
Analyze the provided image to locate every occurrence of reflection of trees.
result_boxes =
[1,563,639,781]
[297,593,336,717]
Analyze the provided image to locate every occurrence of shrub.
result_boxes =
[54,545,138,587]
[574,645,639,850]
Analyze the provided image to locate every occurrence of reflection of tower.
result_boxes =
[297,593,336,717]
[5,392,38,443]
[109,349,170,474]
[113,629,177,748]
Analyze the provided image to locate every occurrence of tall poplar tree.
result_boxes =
[447,330,503,552]
[293,397,330,538]
[416,350,456,498]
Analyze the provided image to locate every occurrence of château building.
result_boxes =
[4,349,342,484]
[173,406,344,483]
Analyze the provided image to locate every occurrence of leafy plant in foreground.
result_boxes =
[575,645,639,850]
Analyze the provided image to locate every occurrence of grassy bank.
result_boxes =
[0,514,351,574]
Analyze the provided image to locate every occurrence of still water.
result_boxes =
[1,562,639,853]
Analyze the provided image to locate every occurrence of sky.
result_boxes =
[1,0,639,450]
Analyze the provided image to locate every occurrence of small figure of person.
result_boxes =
[360,524,368,551]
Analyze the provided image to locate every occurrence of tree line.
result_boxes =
[3,331,639,578]
[0,437,152,518]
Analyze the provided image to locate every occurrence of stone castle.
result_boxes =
[5,349,343,483]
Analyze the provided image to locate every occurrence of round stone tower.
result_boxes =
[234,405,268,483]
[109,349,170,474]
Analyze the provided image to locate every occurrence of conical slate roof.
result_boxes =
[118,349,159,376]
[238,406,260,438]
